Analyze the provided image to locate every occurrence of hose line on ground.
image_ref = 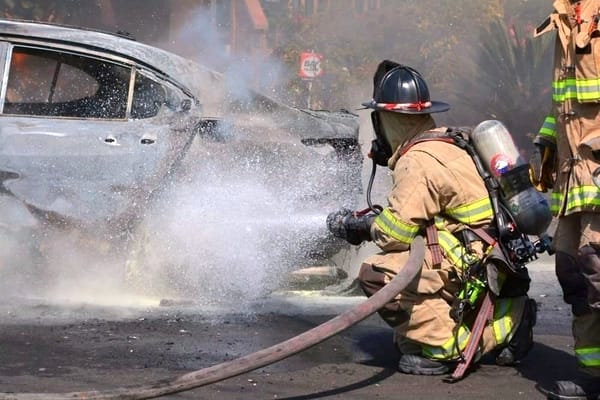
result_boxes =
[0,236,425,400]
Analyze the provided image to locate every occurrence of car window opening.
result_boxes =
[2,47,164,120]
[131,71,167,119]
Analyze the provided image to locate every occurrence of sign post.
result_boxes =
[299,51,323,109]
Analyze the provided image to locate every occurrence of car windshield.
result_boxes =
[4,46,131,119]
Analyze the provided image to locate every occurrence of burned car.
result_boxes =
[0,19,362,300]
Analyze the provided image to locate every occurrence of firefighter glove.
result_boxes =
[326,208,374,245]
[529,143,555,192]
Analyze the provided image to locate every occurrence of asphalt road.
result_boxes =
[0,254,579,400]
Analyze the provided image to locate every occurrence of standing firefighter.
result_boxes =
[327,61,538,377]
[531,1,600,399]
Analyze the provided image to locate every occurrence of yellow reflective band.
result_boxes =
[538,116,556,140]
[550,186,600,215]
[576,78,600,102]
[566,186,600,208]
[575,347,600,367]
[422,325,471,360]
[552,78,600,102]
[434,216,446,229]
[550,192,562,215]
[492,298,515,344]
[446,197,494,225]
[374,208,419,244]
[552,186,600,215]
[552,78,578,101]
[438,230,478,270]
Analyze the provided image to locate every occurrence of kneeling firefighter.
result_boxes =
[327,60,550,377]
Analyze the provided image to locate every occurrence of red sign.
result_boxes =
[299,52,323,79]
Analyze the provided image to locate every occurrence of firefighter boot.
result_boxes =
[398,354,449,375]
[541,376,600,400]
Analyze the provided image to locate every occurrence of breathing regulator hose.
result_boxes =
[366,157,383,214]
[0,237,425,400]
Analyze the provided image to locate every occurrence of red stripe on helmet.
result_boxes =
[379,101,432,111]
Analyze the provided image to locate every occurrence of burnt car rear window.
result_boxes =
[4,47,130,119]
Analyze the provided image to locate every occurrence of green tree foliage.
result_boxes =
[452,17,553,153]
[1,0,62,21]
[261,0,554,152]
[262,0,506,110]
[0,0,107,26]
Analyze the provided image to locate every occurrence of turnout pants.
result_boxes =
[554,212,600,374]
[358,248,525,360]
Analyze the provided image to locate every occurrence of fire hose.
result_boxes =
[0,236,425,400]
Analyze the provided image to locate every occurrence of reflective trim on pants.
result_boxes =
[576,346,600,367]
[422,324,470,360]
[492,297,516,344]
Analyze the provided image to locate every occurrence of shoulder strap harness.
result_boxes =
[398,127,507,259]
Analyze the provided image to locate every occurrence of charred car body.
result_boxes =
[0,19,361,293]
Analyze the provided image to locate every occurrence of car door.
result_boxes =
[0,44,194,229]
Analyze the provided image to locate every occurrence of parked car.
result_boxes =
[0,18,362,297]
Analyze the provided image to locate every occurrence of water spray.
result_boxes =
[0,237,425,400]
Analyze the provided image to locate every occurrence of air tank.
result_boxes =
[470,120,552,236]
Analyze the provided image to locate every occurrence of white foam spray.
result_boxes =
[0,4,359,316]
